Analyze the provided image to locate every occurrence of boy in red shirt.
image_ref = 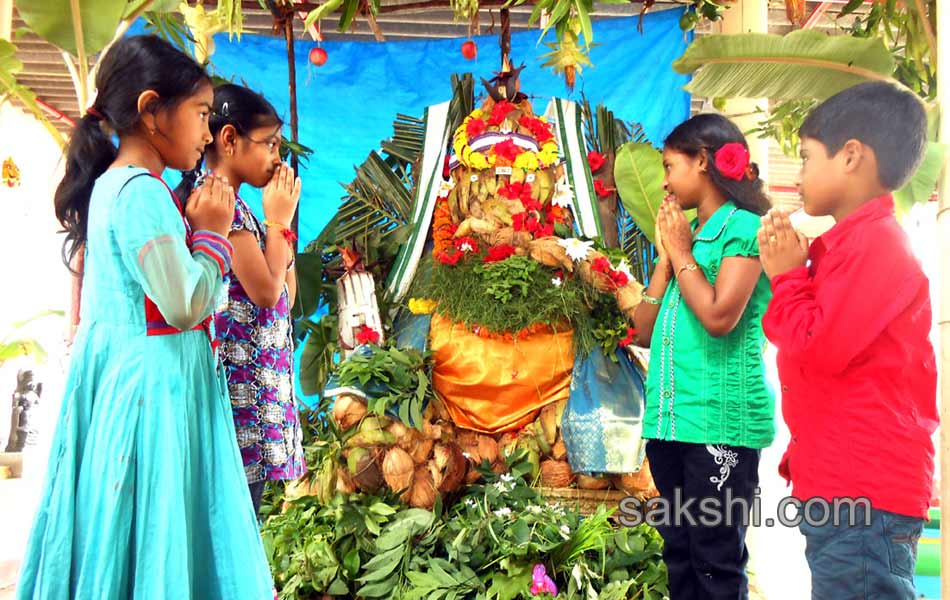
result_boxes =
[757,81,938,599]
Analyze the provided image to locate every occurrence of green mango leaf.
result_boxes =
[16,0,128,56]
[304,0,345,30]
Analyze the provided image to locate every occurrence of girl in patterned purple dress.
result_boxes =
[176,84,305,516]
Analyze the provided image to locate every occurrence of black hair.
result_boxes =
[663,113,771,216]
[174,83,283,200]
[799,81,927,190]
[54,35,210,269]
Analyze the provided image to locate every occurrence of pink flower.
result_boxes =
[530,564,558,596]
[714,142,751,181]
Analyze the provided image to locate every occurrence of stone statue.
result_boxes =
[5,370,42,453]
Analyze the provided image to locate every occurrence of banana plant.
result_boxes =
[673,26,946,211]
[9,0,243,146]
[0,311,64,368]
[0,40,65,147]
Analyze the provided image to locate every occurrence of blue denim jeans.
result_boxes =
[799,502,923,600]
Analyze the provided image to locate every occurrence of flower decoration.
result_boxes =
[438,249,464,266]
[530,564,558,596]
[408,298,438,315]
[593,179,615,198]
[355,325,381,345]
[552,179,573,208]
[492,139,522,164]
[714,142,751,181]
[618,326,637,347]
[587,150,606,173]
[483,244,517,264]
[454,236,479,254]
[488,101,516,126]
[558,238,594,262]
[466,117,487,138]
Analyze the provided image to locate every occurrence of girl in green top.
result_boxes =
[632,114,774,600]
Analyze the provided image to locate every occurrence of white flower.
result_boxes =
[500,473,516,483]
[494,507,513,518]
[526,505,543,515]
[465,498,477,508]
[616,259,634,281]
[551,276,562,288]
[552,179,573,208]
[560,525,571,539]
[459,241,474,253]
[462,452,472,460]
[558,238,594,262]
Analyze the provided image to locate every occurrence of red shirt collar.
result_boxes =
[813,194,894,252]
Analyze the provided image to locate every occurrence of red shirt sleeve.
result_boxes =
[762,241,922,375]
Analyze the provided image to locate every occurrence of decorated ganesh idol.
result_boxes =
[310,67,658,509]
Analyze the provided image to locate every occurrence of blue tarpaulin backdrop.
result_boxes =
[136,7,691,247]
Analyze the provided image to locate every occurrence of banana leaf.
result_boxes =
[0,40,66,148]
[674,29,897,102]
[894,141,948,214]
[15,0,128,56]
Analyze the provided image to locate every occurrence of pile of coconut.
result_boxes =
[286,392,659,510]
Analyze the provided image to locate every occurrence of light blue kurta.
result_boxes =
[17,167,274,599]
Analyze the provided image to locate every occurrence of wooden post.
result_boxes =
[282,11,301,238]
[936,1,949,596]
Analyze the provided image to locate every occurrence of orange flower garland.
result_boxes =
[432,195,456,258]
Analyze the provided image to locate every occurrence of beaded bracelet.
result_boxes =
[641,291,662,305]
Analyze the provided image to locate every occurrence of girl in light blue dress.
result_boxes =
[17,35,274,599]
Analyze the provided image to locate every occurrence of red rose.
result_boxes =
[587,151,606,173]
[714,142,751,181]
[488,101,516,126]
[466,118,487,138]
[437,249,464,266]
[483,244,517,263]
[593,179,615,198]
[355,325,381,345]
[454,236,479,253]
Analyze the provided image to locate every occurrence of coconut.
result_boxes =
[576,474,611,490]
[336,467,357,495]
[476,435,499,465]
[612,458,655,496]
[386,419,412,441]
[332,394,367,430]
[409,438,435,465]
[540,460,576,488]
[423,420,443,441]
[347,446,384,493]
[424,395,452,422]
[528,237,574,271]
[382,447,415,496]
[539,404,560,447]
[551,440,568,461]
[410,465,437,509]
[433,443,467,493]
[616,280,644,315]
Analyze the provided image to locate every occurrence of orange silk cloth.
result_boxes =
[429,314,574,434]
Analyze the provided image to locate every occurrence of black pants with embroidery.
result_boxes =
[646,439,761,600]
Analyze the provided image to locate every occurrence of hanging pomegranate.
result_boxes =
[461,40,477,61]
[309,47,328,66]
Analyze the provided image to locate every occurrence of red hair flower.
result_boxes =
[714,142,751,181]
[587,151,606,173]
[484,244,517,263]
[355,325,381,345]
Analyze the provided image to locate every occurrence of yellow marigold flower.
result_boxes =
[513,151,540,171]
[470,151,490,170]
[471,109,484,119]
[409,298,437,314]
